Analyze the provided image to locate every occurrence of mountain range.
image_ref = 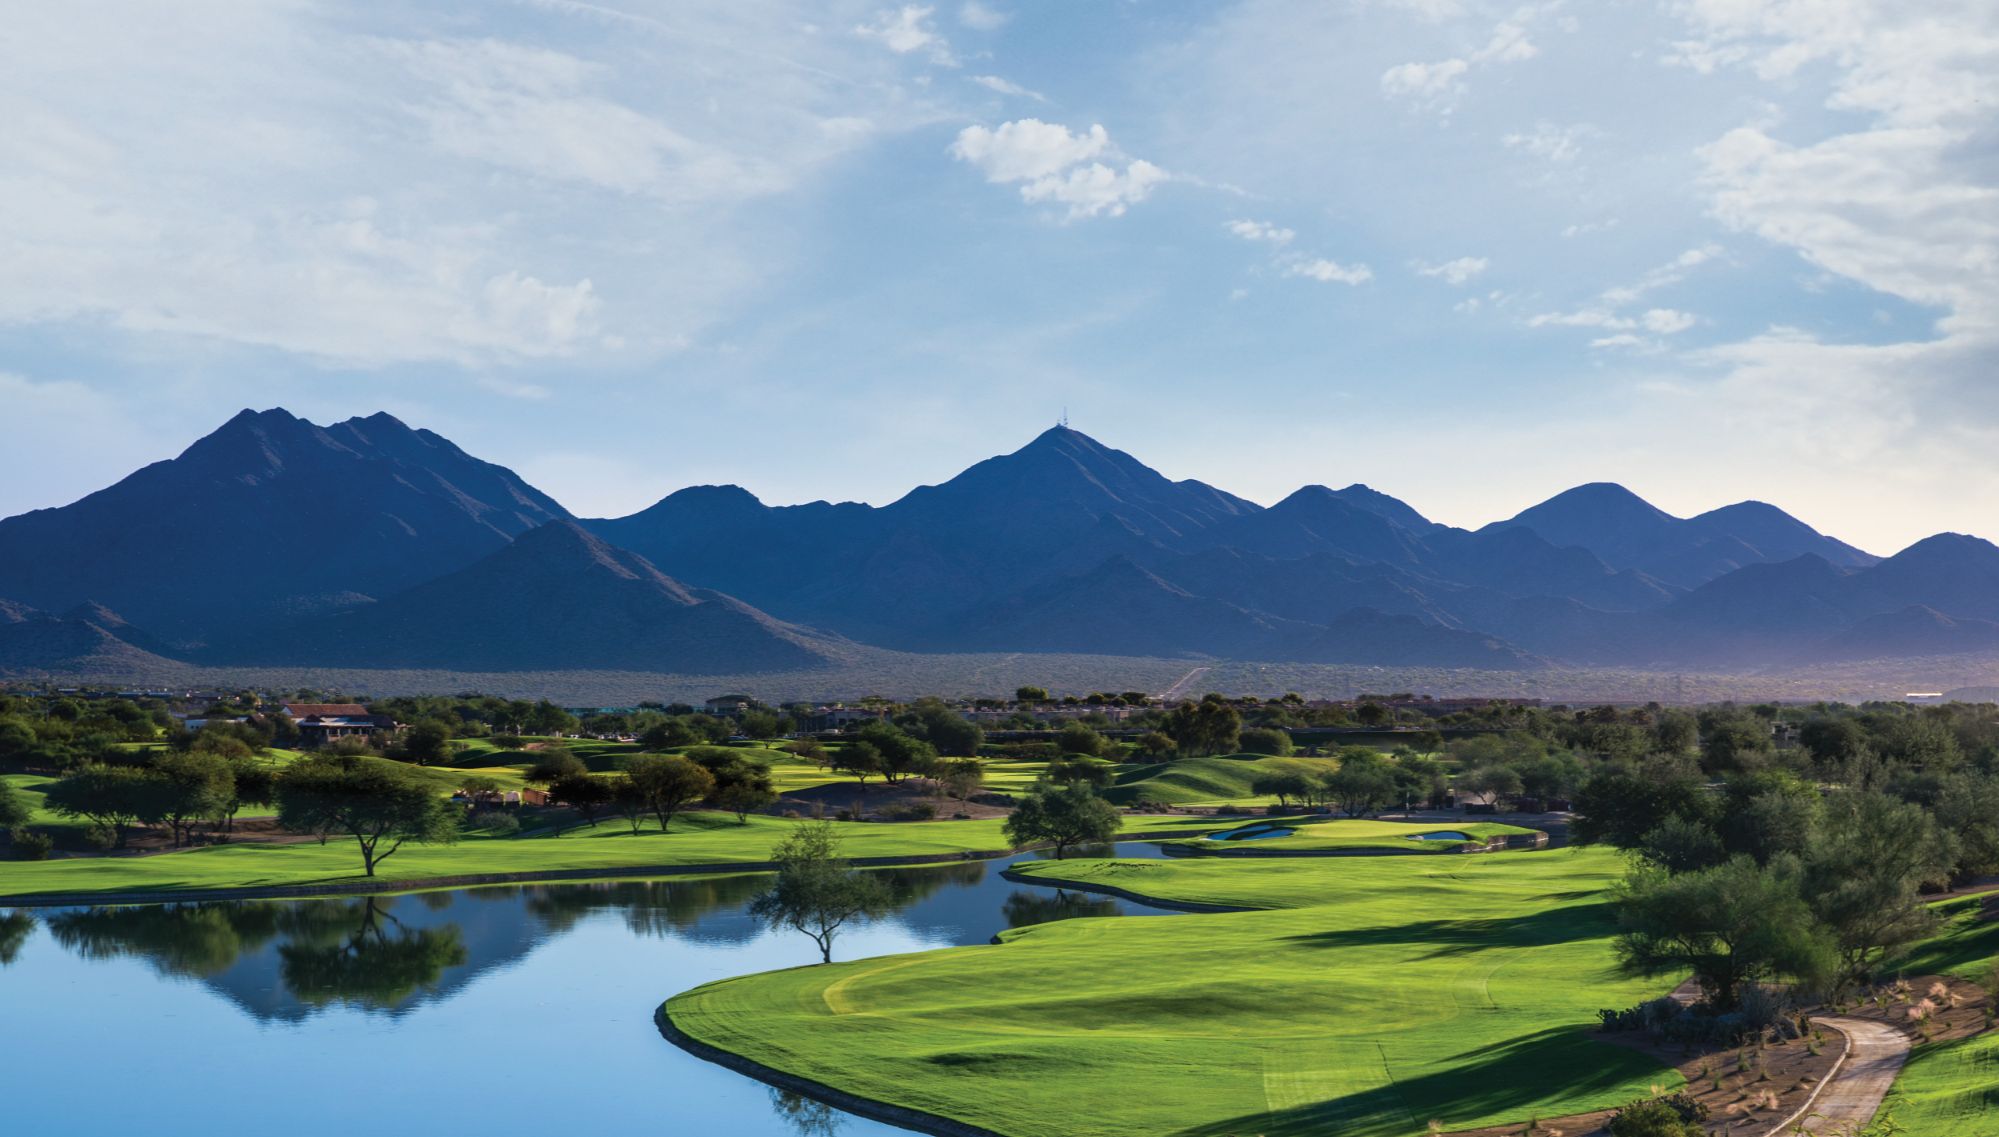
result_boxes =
[0,407,1994,677]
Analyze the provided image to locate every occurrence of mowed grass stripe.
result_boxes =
[664,848,1678,1137]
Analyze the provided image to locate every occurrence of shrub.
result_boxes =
[880,802,938,822]
[1238,727,1294,756]
[465,810,521,836]
[81,825,117,851]
[1607,1095,1707,1137]
[11,829,53,860]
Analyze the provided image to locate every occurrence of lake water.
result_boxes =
[0,842,1175,1137]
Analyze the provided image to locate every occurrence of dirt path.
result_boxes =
[1158,665,1212,703]
[1781,1017,1910,1135]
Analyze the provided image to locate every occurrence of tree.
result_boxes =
[1003,783,1120,858]
[1571,761,1715,849]
[1636,814,1725,875]
[611,775,651,835]
[0,778,31,837]
[624,753,715,832]
[1612,857,1834,1008]
[1803,792,1956,992]
[834,740,885,790]
[935,757,985,801]
[1162,698,1241,757]
[689,749,778,822]
[548,772,612,832]
[146,750,235,847]
[223,757,277,834]
[274,756,459,876]
[639,719,701,750]
[1459,764,1524,811]
[749,822,893,963]
[901,698,984,756]
[524,748,587,786]
[1058,721,1109,758]
[1324,750,1398,817]
[855,722,938,782]
[42,764,155,846]
[1250,771,1313,808]
[399,718,457,766]
[784,738,832,770]
[1015,686,1049,704]
[1136,731,1176,760]
[1046,756,1112,789]
[1238,727,1294,756]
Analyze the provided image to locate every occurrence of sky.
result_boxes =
[2,0,1995,556]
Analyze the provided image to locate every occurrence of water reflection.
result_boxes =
[770,1088,845,1137]
[8,848,1176,1019]
[0,910,31,964]
[1,845,1177,1137]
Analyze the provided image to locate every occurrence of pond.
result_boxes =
[0,841,1177,1136]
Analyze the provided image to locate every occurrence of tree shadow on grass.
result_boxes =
[1279,903,1615,959]
[1170,1025,1666,1137]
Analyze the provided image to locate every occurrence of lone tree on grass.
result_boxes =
[0,779,32,842]
[1004,782,1120,858]
[547,772,612,832]
[275,755,458,877]
[749,822,892,963]
[623,753,714,832]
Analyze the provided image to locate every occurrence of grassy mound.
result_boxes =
[1102,754,1336,806]
[1177,817,1543,854]
[664,847,1677,1137]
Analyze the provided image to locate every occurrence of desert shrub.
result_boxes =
[81,825,117,851]
[1607,1094,1707,1137]
[880,802,938,822]
[11,830,53,860]
[465,810,520,836]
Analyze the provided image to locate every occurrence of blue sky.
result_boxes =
[3,1,1994,555]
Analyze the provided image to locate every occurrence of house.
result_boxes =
[283,702,393,747]
[704,694,759,715]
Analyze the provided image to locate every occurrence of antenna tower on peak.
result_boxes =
[1059,407,1069,428]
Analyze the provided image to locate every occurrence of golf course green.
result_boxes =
[663,845,1678,1137]
[1173,817,1541,854]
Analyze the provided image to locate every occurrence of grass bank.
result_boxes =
[1169,817,1542,854]
[663,846,1677,1137]
[0,812,1225,904]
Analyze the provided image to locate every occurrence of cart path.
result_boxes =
[1782,1016,1910,1136]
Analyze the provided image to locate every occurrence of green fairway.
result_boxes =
[1101,753,1338,806]
[1888,1030,1999,1134]
[0,812,1027,900]
[1171,817,1543,854]
[664,846,1678,1137]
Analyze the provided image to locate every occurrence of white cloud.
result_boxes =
[970,74,1046,102]
[0,1,933,368]
[1641,307,1697,335]
[1473,21,1538,64]
[1380,57,1469,104]
[950,119,1168,219]
[1503,121,1590,163]
[1600,244,1723,305]
[1225,219,1295,245]
[1284,257,1374,285]
[958,1,1010,31]
[1416,255,1488,285]
[855,5,956,65]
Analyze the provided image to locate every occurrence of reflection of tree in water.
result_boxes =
[521,876,770,941]
[0,910,34,965]
[45,901,286,978]
[768,1088,843,1137]
[1001,888,1120,930]
[278,897,467,1011]
[877,859,987,906]
[43,897,465,1013]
